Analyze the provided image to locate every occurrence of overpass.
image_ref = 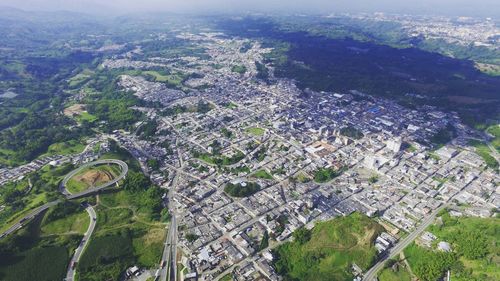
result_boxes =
[0,159,128,240]
[60,159,128,199]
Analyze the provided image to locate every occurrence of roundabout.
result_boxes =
[60,159,128,199]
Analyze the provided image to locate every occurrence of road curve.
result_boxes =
[1,159,127,240]
[363,203,448,281]
[0,200,61,239]
[65,205,97,281]
[60,159,128,200]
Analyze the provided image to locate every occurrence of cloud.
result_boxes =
[0,0,498,17]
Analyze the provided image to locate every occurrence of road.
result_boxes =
[363,203,449,281]
[159,215,178,281]
[0,200,60,239]
[487,143,500,163]
[65,205,97,281]
[1,158,127,240]
[60,159,128,199]
[159,138,182,281]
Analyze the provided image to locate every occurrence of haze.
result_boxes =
[0,0,498,17]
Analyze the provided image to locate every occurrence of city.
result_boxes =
[0,2,499,281]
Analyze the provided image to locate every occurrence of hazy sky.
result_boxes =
[0,0,498,17]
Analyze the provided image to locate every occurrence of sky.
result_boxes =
[0,0,498,18]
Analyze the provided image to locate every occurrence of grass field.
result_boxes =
[141,70,186,86]
[274,212,383,281]
[41,211,89,236]
[486,125,500,153]
[76,111,98,123]
[78,176,167,280]
[468,140,498,169]
[0,214,81,281]
[378,265,412,281]
[44,140,86,156]
[0,246,69,281]
[246,127,265,136]
[251,170,274,180]
[0,148,18,166]
[219,274,233,281]
[0,163,78,234]
[68,69,94,88]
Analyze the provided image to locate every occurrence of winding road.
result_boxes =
[65,205,97,281]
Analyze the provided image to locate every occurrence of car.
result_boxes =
[161,261,166,268]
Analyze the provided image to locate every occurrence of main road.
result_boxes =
[0,200,60,239]
[363,203,449,281]
[1,159,128,240]
[65,205,97,281]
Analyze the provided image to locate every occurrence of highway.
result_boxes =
[159,215,178,281]
[0,200,60,239]
[60,159,128,199]
[1,159,127,240]
[65,205,97,281]
[159,138,182,281]
[363,203,449,281]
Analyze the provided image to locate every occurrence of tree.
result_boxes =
[122,171,150,192]
[293,227,311,245]
[259,231,270,251]
[147,159,160,171]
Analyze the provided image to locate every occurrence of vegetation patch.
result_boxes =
[313,166,346,183]
[468,140,498,169]
[273,212,383,281]
[231,65,247,74]
[44,140,86,156]
[0,215,81,281]
[77,233,134,281]
[224,181,260,197]
[245,127,265,136]
[251,170,274,180]
[486,125,500,153]
[421,211,500,281]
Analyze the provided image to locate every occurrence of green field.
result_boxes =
[41,211,89,235]
[77,190,166,279]
[77,150,166,279]
[0,163,78,234]
[468,140,499,169]
[0,246,70,281]
[44,140,86,156]
[251,169,274,180]
[231,65,247,74]
[68,69,94,88]
[245,127,265,136]
[0,213,81,281]
[75,111,98,123]
[274,212,383,281]
[141,70,186,86]
[378,264,412,281]
[423,211,500,281]
[486,125,500,153]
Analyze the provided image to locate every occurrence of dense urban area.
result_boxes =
[0,8,499,281]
